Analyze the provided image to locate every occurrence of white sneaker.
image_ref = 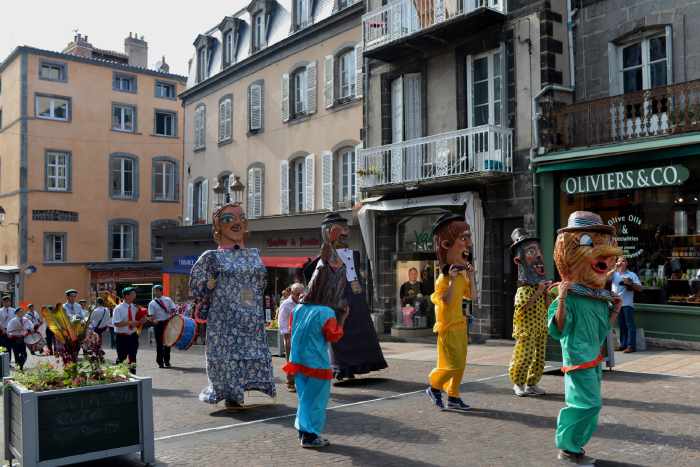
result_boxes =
[513,384,528,397]
[526,384,546,396]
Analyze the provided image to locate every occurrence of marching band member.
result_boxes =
[112,287,144,374]
[0,295,16,359]
[63,289,86,319]
[6,308,30,370]
[90,297,111,348]
[25,304,44,355]
[148,285,177,368]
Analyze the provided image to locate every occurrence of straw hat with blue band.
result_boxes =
[557,211,614,234]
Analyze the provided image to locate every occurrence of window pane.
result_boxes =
[124,226,133,258]
[37,97,51,117]
[622,44,642,68]
[649,36,666,61]
[623,68,643,93]
[124,108,133,130]
[53,100,67,119]
[650,61,668,87]
[474,105,489,126]
[473,57,488,81]
[473,81,488,106]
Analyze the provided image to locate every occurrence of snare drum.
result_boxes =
[163,315,197,350]
[24,333,46,353]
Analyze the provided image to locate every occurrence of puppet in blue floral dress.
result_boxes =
[189,202,276,408]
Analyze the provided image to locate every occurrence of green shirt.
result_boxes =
[548,294,611,367]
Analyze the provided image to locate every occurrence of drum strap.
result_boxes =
[128,305,133,330]
[155,299,170,313]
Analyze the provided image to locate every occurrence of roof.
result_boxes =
[0,45,187,82]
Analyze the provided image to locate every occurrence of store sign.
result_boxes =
[173,256,198,274]
[266,237,320,248]
[607,215,643,258]
[561,165,689,194]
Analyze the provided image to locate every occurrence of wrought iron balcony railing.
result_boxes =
[357,125,513,189]
[541,81,700,151]
[362,0,506,52]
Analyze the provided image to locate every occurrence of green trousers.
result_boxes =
[556,366,602,453]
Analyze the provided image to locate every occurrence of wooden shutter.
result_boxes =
[280,160,289,214]
[226,99,232,139]
[303,153,315,212]
[187,182,194,225]
[354,143,362,202]
[218,100,226,141]
[324,55,334,108]
[321,150,333,210]
[201,178,209,223]
[306,61,317,114]
[253,167,263,217]
[249,84,263,131]
[282,73,290,122]
[247,168,255,218]
[354,43,363,98]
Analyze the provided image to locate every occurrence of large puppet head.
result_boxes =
[554,211,622,289]
[213,202,247,249]
[510,228,546,285]
[432,213,472,270]
[321,212,350,249]
[302,241,349,313]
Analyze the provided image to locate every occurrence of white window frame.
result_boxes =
[219,97,233,142]
[292,158,305,213]
[466,46,505,128]
[35,95,70,121]
[113,74,136,93]
[253,13,264,50]
[192,179,209,224]
[44,233,66,263]
[111,223,135,260]
[155,81,175,99]
[619,34,671,93]
[112,104,136,132]
[609,26,673,96]
[111,157,135,198]
[338,50,356,99]
[153,160,176,201]
[336,147,356,207]
[39,62,66,82]
[197,47,208,82]
[293,68,307,116]
[224,30,234,65]
[46,151,69,192]
[295,0,311,29]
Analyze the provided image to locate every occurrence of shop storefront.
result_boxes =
[537,148,700,343]
[87,262,164,306]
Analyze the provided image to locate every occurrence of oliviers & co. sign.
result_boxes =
[561,164,690,194]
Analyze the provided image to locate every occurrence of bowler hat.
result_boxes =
[431,212,465,236]
[557,211,614,234]
[510,228,539,251]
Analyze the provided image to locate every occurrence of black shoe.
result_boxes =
[164,362,172,368]
[158,364,165,368]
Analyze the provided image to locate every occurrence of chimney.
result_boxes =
[63,32,94,58]
[155,55,170,73]
[124,32,148,68]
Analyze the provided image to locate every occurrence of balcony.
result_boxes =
[362,0,506,62]
[357,125,512,191]
[542,80,700,151]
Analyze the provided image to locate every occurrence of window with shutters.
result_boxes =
[109,219,138,260]
[152,157,178,202]
[326,45,362,108]
[293,0,312,31]
[45,150,71,192]
[287,62,316,121]
[338,49,356,100]
[192,178,208,224]
[290,157,306,213]
[109,153,139,200]
[218,95,233,143]
[194,104,206,150]
[248,81,264,133]
[44,233,66,263]
[292,68,307,117]
[335,147,356,209]
[155,81,176,99]
[247,164,264,218]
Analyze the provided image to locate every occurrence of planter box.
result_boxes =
[4,376,155,467]
[266,329,283,357]
[0,353,9,378]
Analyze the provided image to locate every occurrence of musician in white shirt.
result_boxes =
[6,308,29,370]
[90,297,111,347]
[24,304,43,355]
[63,289,86,319]
[0,295,16,361]
[112,287,144,374]
[148,285,176,368]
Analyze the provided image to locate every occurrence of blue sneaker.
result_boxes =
[425,387,445,410]
[446,397,471,411]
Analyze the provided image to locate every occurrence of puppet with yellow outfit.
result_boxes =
[425,213,475,412]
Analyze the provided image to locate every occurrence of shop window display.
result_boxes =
[560,159,700,307]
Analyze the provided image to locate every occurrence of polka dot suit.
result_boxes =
[508,285,548,386]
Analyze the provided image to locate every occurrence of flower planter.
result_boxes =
[265,329,283,357]
[3,376,155,467]
[0,353,9,378]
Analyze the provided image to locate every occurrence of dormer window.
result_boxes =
[219,16,243,69]
[193,34,215,83]
[247,0,275,54]
[253,13,265,52]
[224,31,234,65]
[293,0,312,31]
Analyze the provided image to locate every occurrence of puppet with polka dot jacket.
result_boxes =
[508,228,551,397]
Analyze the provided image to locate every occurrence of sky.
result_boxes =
[1,1,247,76]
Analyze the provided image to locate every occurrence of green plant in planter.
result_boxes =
[9,361,130,392]
[357,166,381,177]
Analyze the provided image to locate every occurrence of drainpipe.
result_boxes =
[567,2,577,91]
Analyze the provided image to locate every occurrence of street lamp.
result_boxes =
[230,176,245,204]
[212,179,226,207]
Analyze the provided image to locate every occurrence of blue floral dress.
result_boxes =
[189,248,276,404]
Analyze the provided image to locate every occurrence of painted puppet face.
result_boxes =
[444,226,472,267]
[328,223,350,249]
[215,204,247,247]
[514,240,546,285]
[554,230,622,289]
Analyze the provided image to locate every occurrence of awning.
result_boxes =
[261,256,311,269]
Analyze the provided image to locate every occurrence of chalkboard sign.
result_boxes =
[37,384,140,461]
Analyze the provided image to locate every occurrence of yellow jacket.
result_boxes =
[431,274,471,334]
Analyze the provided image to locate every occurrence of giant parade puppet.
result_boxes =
[508,228,551,397]
[189,202,276,408]
[548,211,622,466]
[303,212,387,381]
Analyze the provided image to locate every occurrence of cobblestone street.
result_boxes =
[7,340,697,467]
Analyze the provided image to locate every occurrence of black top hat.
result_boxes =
[510,227,539,251]
[321,212,348,227]
[431,213,465,236]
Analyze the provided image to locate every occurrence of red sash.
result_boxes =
[561,353,604,373]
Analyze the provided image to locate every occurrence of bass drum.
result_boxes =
[163,315,198,350]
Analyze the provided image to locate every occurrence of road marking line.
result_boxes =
[155,371,511,442]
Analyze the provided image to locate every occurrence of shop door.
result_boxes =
[500,218,521,339]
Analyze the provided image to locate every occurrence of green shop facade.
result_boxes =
[535,134,700,345]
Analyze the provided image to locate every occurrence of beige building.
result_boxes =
[0,34,186,306]
[163,0,365,300]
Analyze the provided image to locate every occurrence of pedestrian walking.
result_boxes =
[608,257,642,353]
[148,285,177,368]
[278,283,305,392]
[6,308,30,371]
[112,287,144,374]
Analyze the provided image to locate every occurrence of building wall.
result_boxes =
[183,22,362,220]
[5,51,186,305]
[573,0,700,100]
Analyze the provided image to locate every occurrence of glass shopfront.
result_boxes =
[559,159,700,307]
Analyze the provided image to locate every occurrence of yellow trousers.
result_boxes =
[508,333,547,386]
[429,328,467,397]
